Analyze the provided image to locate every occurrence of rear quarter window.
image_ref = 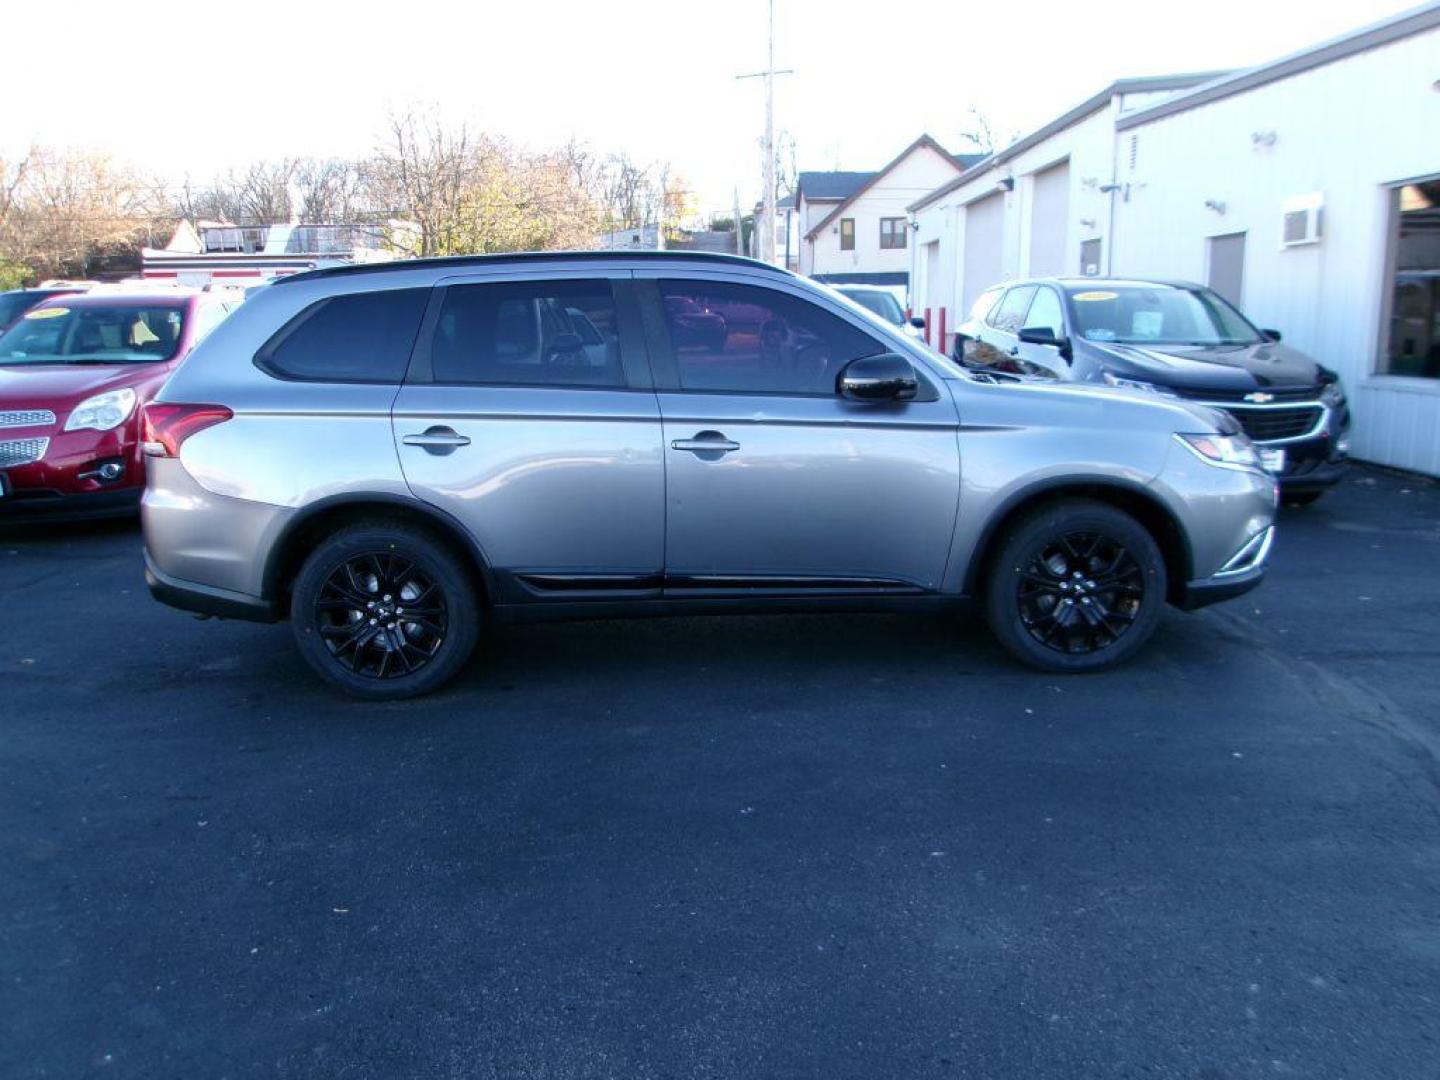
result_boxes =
[256,288,429,383]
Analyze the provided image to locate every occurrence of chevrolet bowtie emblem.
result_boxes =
[1244,392,1275,403]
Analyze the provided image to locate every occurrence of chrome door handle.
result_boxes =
[671,431,740,455]
[403,426,471,454]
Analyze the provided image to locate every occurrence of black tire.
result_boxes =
[1283,490,1324,508]
[984,499,1167,673]
[290,521,481,700]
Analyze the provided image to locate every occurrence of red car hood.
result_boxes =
[0,362,170,412]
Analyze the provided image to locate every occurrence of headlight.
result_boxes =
[64,388,137,433]
[1175,432,1264,472]
[1320,382,1346,409]
[1102,372,1178,398]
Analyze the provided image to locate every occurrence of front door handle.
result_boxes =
[403,426,471,455]
[671,430,740,456]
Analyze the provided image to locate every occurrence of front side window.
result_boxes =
[1064,283,1261,346]
[258,288,428,383]
[430,280,624,387]
[839,218,855,251]
[658,279,884,396]
[1023,288,1065,337]
[989,286,1038,334]
[0,304,187,366]
[879,218,907,250]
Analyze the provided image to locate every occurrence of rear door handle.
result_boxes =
[671,430,740,455]
[403,426,471,454]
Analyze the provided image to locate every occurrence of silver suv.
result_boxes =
[142,253,1277,699]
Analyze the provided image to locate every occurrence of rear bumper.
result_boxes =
[144,550,279,622]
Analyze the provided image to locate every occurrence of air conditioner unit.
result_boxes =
[1281,192,1324,247]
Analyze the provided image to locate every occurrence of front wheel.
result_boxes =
[984,500,1167,673]
[290,522,481,700]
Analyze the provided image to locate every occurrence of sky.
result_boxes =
[0,0,1421,215]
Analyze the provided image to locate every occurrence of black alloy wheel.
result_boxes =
[984,499,1166,673]
[291,522,481,700]
[1016,531,1144,654]
[316,552,448,679]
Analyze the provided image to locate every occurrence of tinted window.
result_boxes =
[261,288,428,383]
[989,286,1037,333]
[0,293,41,328]
[659,280,883,395]
[1023,288,1065,337]
[430,280,624,387]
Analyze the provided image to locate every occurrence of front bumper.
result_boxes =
[1175,525,1273,610]
[0,421,145,516]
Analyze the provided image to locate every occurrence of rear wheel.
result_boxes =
[290,522,480,700]
[984,500,1167,673]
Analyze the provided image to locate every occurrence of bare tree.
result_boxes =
[955,107,1014,157]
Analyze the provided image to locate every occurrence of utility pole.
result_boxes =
[736,0,792,265]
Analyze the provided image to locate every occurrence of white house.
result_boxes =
[907,1,1440,477]
[796,135,981,288]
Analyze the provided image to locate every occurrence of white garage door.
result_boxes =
[962,192,1004,314]
[1028,159,1070,278]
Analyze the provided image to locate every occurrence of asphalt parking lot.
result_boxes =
[3,466,1439,1079]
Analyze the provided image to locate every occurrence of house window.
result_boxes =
[839,218,855,251]
[879,218,907,250]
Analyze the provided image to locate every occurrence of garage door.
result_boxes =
[1028,159,1070,278]
[962,192,1004,314]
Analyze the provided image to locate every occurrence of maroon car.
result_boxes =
[0,289,236,520]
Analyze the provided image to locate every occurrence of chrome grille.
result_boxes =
[0,437,49,467]
[0,409,55,429]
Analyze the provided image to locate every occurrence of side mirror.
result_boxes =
[908,315,926,329]
[837,353,918,402]
[1260,328,1282,342]
[1018,326,1064,348]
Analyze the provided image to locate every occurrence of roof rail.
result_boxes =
[273,249,795,285]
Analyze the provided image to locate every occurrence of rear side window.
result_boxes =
[428,280,625,388]
[257,288,428,383]
[989,286,1038,333]
[968,286,1003,323]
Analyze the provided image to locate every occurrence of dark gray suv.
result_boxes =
[142,253,1277,699]
[953,278,1350,504]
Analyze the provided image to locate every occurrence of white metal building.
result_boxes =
[909,2,1440,476]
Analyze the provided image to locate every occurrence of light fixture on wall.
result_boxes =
[997,176,1015,193]
[1251,130,1278,149]
[909,219,920,231]
[1204,199,1227,215]
[1079,218,1097,230]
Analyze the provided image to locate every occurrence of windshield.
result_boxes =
[1065,284,1262,346]
[0,304,187,365]
[839,289,905,325]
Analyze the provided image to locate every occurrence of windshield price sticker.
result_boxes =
[1071,291,1118,302]
[24,307,68,319]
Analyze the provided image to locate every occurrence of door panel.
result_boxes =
[659,393,960,589]
[394,385,664,579]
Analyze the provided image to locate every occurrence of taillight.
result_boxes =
[142,403,233,458]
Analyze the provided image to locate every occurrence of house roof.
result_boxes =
[804,134,970,239]
[797,171,876,201]
[1116,1,1440,131]
[906,72,1228,213]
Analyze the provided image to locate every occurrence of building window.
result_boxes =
[1382,179,1440,378]
[839,218,855,251]
[879,218,907,250]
